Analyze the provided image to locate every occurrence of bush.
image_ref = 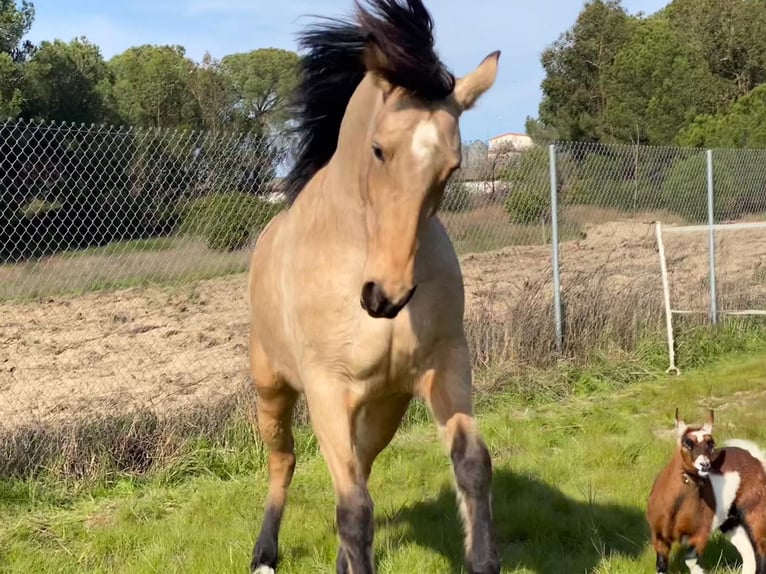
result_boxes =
[180,193,283,251]
[441,181,472,212]
[505,189,550,224]
[501,146,553,224]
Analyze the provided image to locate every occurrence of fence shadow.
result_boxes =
[380,466,650,573]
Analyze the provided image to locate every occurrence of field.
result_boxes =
[1,347,766,572]
[2,206,766,426]
[2,203,766,572]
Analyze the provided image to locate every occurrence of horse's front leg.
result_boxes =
[304,378,377,574]
[418,337,500,574]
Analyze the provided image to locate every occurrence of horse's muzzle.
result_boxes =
[360,282,417,319]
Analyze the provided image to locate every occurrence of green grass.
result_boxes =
[2,347,766,572]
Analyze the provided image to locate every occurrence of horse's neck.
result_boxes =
[293,76,380,243]
[284,163,365,264]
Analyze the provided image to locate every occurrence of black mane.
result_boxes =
[281,0,455,204]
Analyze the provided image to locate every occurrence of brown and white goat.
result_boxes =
[646,409,766,574]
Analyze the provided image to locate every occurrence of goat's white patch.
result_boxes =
[684,555,705,574]
[709,471,741,530]
[728,525,756,574]
[411,120,440,163]
[252,567,275,574]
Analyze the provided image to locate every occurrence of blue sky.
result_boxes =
[23,0,670,143]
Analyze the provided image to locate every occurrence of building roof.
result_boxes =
[488,131,530,141]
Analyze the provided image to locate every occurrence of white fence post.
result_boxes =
[549,144,563,354]
[655,222,680,375]
[706,149,718,325]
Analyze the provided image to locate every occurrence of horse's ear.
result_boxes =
[454,50,500,112]
[362,35,394,98]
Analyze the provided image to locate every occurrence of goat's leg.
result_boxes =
[684,534,709,574]
[749,515,766,574]
[652,533,670,574]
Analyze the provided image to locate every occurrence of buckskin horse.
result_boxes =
[247,1,501,572]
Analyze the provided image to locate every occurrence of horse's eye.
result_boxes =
[372,142,385,162]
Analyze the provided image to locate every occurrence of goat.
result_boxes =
[646,408,766,574]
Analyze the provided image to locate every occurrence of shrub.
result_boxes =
[505,189,550,224]
[502,146,552,224]
[180,193,283,251]
[441,181,472,212]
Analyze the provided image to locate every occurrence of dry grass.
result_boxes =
[0,384,259,482]
[1,269,765,483]
[0,237,252,301]
[3,203,766,481]
[439,201,586,254]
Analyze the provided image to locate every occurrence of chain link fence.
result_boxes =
[2,119,766,457]
[547,142,766,369]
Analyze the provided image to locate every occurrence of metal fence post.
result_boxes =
[549,144,563,353]
[706,149,718,325]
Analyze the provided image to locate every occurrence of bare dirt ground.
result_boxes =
[2,218,765,428]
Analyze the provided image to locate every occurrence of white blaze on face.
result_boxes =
[411,120,441,165]
[694,454,711,475]
[689,429,710,442]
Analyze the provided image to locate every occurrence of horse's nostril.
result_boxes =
[360,281,387,315]
[360,282,416,319]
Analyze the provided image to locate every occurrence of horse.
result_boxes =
[246,1,501,572]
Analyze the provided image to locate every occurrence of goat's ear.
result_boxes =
[674,407,687,438]
[703,409,714,434]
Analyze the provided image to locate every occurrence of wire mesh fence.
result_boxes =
[2,118,766,439]
[547,141,766,369]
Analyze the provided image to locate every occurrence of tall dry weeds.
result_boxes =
[0,268,760,483]
[464,267,665,376]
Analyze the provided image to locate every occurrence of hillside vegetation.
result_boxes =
[527,0,766,149]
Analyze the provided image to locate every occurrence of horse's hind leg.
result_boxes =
[418,338,499,574]
[250,340,298,574]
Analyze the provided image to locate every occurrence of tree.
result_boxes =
[0,53,22,117]
[220,48,300,133]
[0,0,35,61]
[22,37,114,125]
[108,45,201,129]
[189,52,232,132]
[535,0,636,142]
[0,0,35,119]
[665,0,766,100]
[603,17,722,145]
[677,84,766,149]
